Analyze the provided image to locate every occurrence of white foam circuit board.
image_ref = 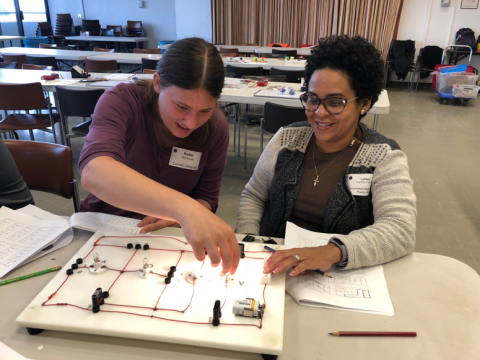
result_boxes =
[16,232,286,355]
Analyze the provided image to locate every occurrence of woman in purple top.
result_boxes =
[79,38,239,275]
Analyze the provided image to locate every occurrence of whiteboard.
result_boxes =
[16,232,285,356]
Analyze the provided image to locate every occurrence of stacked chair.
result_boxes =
[55,14,73,45]
[81,20,101,36]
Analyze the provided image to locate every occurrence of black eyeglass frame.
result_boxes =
[299,92,359,115]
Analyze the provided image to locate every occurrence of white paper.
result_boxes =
[43,80,79,85]
[254,88,299,99]
[0,341,33,360]
[0,207,70,278]
[104,74,134,80]
[15,205,74,266]
[69,212,141,234]
[284,222,395,316]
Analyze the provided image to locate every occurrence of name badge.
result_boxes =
[169,147,202,170]
[347,174,373,196]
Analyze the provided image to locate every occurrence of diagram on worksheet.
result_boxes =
[285,222,395,315]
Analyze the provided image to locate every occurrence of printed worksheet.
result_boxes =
[70,212,142,234]
[285,222,395,316]
[0,207,70,278]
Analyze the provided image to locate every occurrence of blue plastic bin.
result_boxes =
[24,37,49,48]
[158,40,174,54]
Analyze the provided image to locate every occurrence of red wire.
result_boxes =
[182,281,195,312]
[151,272,167,277]
[102,235,188,245]
[108,249,138,292]
[41,235,267,330]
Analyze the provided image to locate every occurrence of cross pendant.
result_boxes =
[314,176,319,186]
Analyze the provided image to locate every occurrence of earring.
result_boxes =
[361,110,365,115]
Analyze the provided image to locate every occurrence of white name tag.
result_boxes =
[347,174,373,196]
[169,147,202,170]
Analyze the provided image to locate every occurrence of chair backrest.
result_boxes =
[38,21,53,36]
[0,83,47,111]
[107,25,122,36]
[22,64,54,71]
[263,102,307,134]
[101,28,114,36]
[94,47,115,52]
[84,58,118,71]
[25,55,59,70]
[238,43,258,46]
[127,20,143,29]
[4,140,77,202]
[0,62,17,69]
[141,58,159,71]
[56,13,72,20]
[82,20,101,36]
[2,54,28,68]
[272,49,297,57]
[55,86,105,118]
[143,69,156,74]
[226,65,264,78]
[242,75,287,82]
[301,44,313,48]
[134,48,161,54]
[220,47,239,57]
[270,67,305,83]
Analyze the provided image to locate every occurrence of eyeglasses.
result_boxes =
[299,93,358,115]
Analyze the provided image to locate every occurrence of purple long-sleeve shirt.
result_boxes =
[78,82,229,220]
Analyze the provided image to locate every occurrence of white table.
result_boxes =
[1,226,479,360]
[0,47,103,61]
[224,58,306,70]
[65,36,149,50]
[254,47,312,56]
[87,52,161,64]
[0,35,25,47]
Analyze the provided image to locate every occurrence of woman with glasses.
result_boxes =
[236,35,416,274]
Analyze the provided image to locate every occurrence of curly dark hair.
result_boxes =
[304,35,384,118]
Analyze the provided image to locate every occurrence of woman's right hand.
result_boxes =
[179,204,240,276]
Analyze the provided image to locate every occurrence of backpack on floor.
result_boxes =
[455,28,476,51]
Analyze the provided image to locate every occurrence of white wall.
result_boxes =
[47,0,178,48]
[174,0,212,42]
[395,0,480,82]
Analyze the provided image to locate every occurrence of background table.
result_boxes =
[254,47,312,56]
[1,227,479,360]
[0,47,103,61]
[0,35,25,47]
[87,52,161,64]
[66,36,149,51]
[224,58,306,70]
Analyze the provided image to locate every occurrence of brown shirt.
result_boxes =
[289,128,363,232]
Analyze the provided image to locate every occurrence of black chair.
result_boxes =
[0,62,17,69]
[272,49,297,58]
[226,65,264,78]
[101,28,114,36]
[410,45,443,92]
[270,67,305,83]
[257,53,285,59]
[141,58,159,72]
[25,55,59,71]
[243,102,307,169]
[238,74,287,165]
[55,86,105,147]
[383,40,415,88]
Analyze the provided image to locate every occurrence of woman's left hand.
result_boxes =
[264,244,342,277]
[138,216,181,234]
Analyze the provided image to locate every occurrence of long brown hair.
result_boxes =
[138,38,225,149]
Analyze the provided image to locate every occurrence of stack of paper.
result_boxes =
[0,206,71,278]
[0,206,145,278]
[284,222,395,316]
